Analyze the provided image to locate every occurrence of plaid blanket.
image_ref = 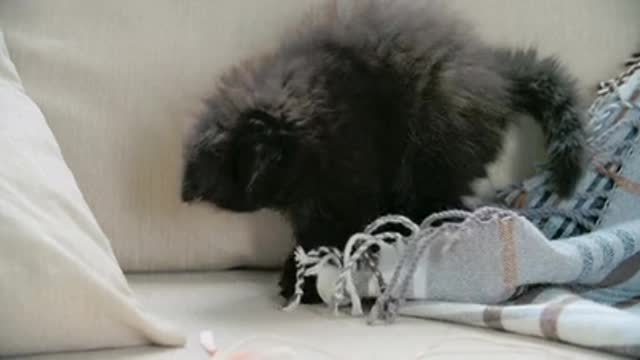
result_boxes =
[286,55,640,357]
[365,209,640,358]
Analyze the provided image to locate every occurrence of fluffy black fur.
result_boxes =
[181,0,586,303]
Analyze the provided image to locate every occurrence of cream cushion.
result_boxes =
[0,0,637,271]
[0,31,184,356]
[11,271,621,360]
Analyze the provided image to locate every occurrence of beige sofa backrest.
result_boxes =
[0,0,637,271]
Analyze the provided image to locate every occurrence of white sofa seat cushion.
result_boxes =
[9,271,621,359]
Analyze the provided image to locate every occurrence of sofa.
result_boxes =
[1,1,638,359]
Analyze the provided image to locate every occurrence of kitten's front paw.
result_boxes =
[279,253,323,304]
[461,195,486,210]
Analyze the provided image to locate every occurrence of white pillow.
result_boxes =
[0,0,637,271]
[0,31,185,357]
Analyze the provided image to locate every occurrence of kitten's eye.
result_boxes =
[231,146,256,186]
[241,110,278,128]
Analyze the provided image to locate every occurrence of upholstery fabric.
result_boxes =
[5,271,622,360]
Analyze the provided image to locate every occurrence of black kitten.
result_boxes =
[181,0,585,304]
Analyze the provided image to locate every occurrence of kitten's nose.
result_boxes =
[181,187,195,203]
[181,181,201,203]
[181,162,202,203]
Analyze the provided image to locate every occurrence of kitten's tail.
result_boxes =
[495,48,586,197]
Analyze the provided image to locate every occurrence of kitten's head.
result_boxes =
[181,58,327,212]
